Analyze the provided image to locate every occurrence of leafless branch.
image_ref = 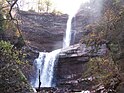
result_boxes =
[6,0,18,19]
[2,0,25,45]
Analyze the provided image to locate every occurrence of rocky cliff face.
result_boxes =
[16,11,89,52]
[15,10,101,91]
[55,43,106,91]
[16,11,67,51]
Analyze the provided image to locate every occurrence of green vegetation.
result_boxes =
[0,40,19,63]
[0,40,33,92]
[81,0,124,92]
[0,0,34,92]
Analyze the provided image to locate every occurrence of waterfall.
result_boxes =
[32,15,76,88]
[33,49,60,87]
[63,15,73,48]
[32,16,74,87]
[32,1,82,88]
[32,13,75,88]
[33,52,46,87]
[39,49,61,87]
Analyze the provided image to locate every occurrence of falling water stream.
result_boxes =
[63,15,73,48]
[33,15,74,88]
[33,49,61,87]
[32,2,83,88]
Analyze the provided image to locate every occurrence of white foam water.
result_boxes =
[32,0,84,88]
[33,49,61,87]
[63,15,73,48]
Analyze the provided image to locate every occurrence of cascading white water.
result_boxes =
[32,1,85,88]
[63,0,84,48]
[33,14,75,87]
[33,15,76,88]
[32,13,75,88]
[33,49,61,87]
[33,52,46,87]
[40,49,61,87]
[63,15,74,48]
